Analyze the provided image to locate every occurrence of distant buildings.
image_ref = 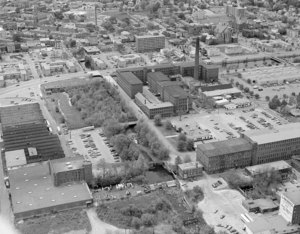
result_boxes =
[135,35,166,52]
[178,162,203,179]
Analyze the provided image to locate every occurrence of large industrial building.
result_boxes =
[116,71,143,98]
[135,35,166,52]
[242,123,300,165]
[197,138,253,173]
[196,123,300,174]
[9,157,93,220]
[0,103,65,166]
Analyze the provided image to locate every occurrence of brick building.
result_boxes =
[178,162,203,179]
[163,85,189,113]
[116,71,143,98]
[279,190,300,225]
[243,123,300,165]
[197,138,253,173]
[180,61,219,82]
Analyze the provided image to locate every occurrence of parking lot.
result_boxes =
[66,128,120,167]
[169,107,287,144]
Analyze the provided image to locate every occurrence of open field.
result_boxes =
[16,209,91,234]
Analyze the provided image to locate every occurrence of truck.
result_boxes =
[57,127,62,135]
[82,126,95,132]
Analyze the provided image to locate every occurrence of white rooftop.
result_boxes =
[5,149,27,168]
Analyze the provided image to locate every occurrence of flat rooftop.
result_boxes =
[178,162,203,171]
[202,87,241,97]
[5,149,27,168]
[197,138,252,157]
[243,122,300,145]
[9,162,92,215]
[283,190,300,206]
[119,72,143,85]
[245,215,300,233]
[50,156,88,174]
[135,35,165,39]
[147,72,170,82]
[164,85,188,98]
[135,93,173,109]
[241,65,300,83]
[245,160,292,176]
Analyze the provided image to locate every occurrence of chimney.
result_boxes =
[194,37,200,80]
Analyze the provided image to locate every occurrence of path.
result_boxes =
[86,209,126,234]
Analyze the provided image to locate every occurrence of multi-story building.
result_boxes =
[135,91,173,119]
[279,190,300,225]
[49,156,93,186]
[116,71,143,98]
[163,85,189,113]
[178,162,203,179]
[243,123,300,165]
[147,72,170,93]
[135,35,165,52]
[180,61,219,82]
[197,138,253,173]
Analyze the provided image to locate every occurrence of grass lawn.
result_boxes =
[156,124,178,137]
[16,209,91,234]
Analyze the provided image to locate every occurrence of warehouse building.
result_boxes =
[197,138,253,173]
[147,72,170,94]
[116,71,143,98]
[243,123,300,165]
[9,159,93,220]
[180,61,219,82]
[162,85,189,113]
[135,35,165,52]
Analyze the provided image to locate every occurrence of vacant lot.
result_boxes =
[16,209,91,234]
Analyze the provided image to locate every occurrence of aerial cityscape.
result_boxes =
[0,0,300,233]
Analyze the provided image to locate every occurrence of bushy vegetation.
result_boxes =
[177,133,194,152]
[16,209,91,234]
[67,78,136,127]
[185,186,204,203]
[135,120,170,161]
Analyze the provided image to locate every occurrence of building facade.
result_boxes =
[197,138,253,173]
[178,162,203,179]
[279,191,300,225]
[135,35,165,52]
[116,71,143,98]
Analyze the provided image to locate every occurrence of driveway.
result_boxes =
[86,209,125,234]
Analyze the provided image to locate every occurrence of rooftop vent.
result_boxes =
[67,165,73,169]
[29,204,32,206]
[34,184,38,186]
[43,176,47,179]
[25,179,29,182]
[46,188,50,191]
[61,193,64,195]
[73,195,77,198]
[28,191,32,194]
[16,187,19,190]
[16,201,21,204]
[66,162,71,165]
[51,199,55,202]
[39,197,43,200]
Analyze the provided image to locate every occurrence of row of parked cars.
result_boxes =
[98,132,121,163]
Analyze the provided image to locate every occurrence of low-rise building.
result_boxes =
[197,138,253,173]
[178,162,203,179]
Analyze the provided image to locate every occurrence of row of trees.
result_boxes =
[135,120,170,161]
[267,93,300,110]
[177,133,194,152]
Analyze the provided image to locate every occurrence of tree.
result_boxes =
[12,33,21,42]
[177,140,186,152]
[254,94,260,99]
[141,214,156,227]
[235,81,240,87]
[85,59,91,68]
[178,133,187,142]
[178,13,186,20]
[157,148,169,160]
[247,79,251,84]
[154,114,162,126]
[186,139,194,151]
[102,21,114,32]
[69,13,75,20]
[54,11,64,20]
[70,40,76,48]
[265,96,270,101]
[131,217,142,229]
[244,87,250,93]
[281,99,287,106]
[164,120,173,130]
[175,156,182,169]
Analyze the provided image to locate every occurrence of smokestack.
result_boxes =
[194,37,200,80]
